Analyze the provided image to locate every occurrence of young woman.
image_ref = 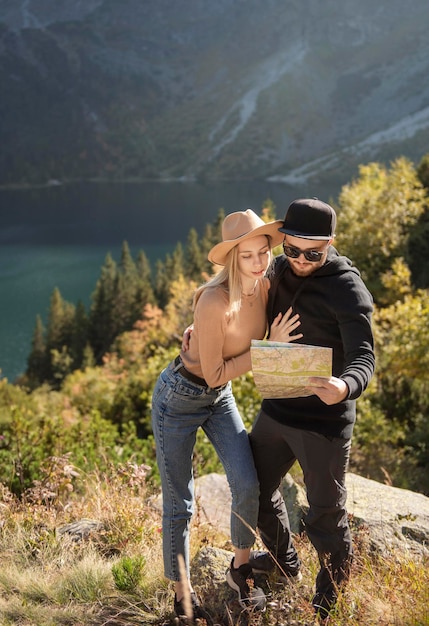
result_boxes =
[151,209,302,620]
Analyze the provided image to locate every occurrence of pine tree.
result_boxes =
[46,288,69,348]
[199,208,224,274]
[171,242,185,277]
[111,241,140,333]
[154,242,186,308]
[409,153,429,288]
[89,253,118,361]
[185,227,204,282]
[70,300,89,369]
[26,315,48,386]
[417,152,429,188]
[153,258,168,308]
[81,343,96,369]
[135,250,155,316]
[45,288,76,386]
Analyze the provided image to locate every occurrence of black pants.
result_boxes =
[250,409,353,599]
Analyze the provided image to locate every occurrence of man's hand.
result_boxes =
[308,376,349,405]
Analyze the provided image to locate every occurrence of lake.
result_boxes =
[0,179,341,381]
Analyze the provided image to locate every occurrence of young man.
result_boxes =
[249,198,375,620]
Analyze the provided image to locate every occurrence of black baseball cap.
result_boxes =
[279,198,336,240]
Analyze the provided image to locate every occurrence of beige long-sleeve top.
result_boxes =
[180,278,269,388]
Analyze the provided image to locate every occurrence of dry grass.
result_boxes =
[0,463,428,626]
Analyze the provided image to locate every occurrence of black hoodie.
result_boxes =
[263,246,375,439]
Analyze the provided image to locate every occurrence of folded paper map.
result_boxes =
[250,340,332,399]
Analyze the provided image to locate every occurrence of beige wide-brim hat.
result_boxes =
[208,209,284,266]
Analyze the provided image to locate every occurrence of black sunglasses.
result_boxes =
[283,243,327,262]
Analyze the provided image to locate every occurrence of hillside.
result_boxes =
[1,0,429,186]
[0,465,428,625]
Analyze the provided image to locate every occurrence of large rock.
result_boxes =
[345,473,429,556]
[149,473,232,536]
[194,472,308,537]
[153,471,429,558]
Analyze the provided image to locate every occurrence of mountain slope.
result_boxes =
[1,0,429,186]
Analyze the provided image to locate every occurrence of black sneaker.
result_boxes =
[174,592,214,624]
[312,590,337,621]
[249,550,303,583]
[226,558,266,611]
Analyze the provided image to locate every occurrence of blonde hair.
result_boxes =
[193,235,273,318]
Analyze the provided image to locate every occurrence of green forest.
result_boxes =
[1,155,429,501]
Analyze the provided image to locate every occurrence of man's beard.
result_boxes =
[290,262,319,277]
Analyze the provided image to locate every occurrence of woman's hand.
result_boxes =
[269,307,303,343]
[181,324,194,352]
